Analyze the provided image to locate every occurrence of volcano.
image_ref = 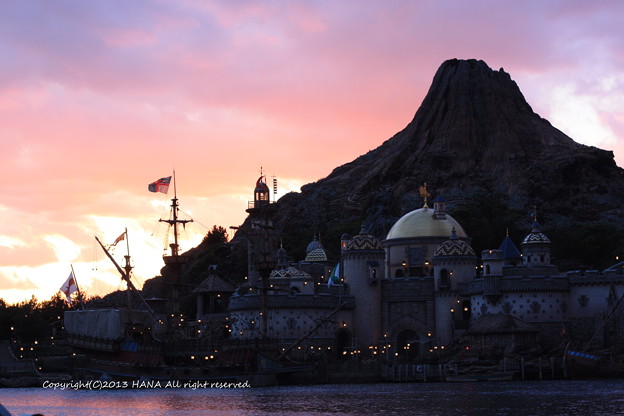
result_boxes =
[244,59,624,269]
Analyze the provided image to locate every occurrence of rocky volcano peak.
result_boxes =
[401,58,579,161]
[237,59,624,268]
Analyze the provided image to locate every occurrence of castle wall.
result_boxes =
[228,294,354,346]
[567,273,624,319]
[471,291,568,324]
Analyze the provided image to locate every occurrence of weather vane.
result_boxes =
[419,182,431,207]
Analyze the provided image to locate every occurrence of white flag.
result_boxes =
[60,272,78,304]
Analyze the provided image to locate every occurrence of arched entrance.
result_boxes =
[396,329,420,361]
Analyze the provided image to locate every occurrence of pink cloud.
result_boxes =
[0,0,623,302]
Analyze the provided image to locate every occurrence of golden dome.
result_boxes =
[386,207,467,240]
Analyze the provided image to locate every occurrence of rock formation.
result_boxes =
[241,59,624,270]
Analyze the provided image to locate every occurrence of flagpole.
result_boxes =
[70,264,85,310]
[125,227,130,258]
[173,168,177,199]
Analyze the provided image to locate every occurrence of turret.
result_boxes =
[432,228,476,345]
[521,220,551,266]
[342,227,385,349]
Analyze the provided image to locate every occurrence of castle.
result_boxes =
[207,177,624,358]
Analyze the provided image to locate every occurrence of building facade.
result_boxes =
[226,178,624,358]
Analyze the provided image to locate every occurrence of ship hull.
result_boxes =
[565,350,624,379]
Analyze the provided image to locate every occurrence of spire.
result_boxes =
[530,205,538,222]
[276,240,289,268]
[499,231,522,260]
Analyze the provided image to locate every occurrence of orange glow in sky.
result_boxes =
[1,1,623,303]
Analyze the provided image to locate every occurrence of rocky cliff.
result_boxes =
[243,59,624,269]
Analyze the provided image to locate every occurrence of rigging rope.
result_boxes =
[178,208,210,231]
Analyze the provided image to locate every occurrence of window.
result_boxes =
[368,261,379,285]
[440,269,450,288]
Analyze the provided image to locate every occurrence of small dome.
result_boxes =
[521,221,550,245]
[433,229,475,257]
[270,266,311,279]
[305,235,323,253]
[254,176,269,193]
[386,207,467,240]
[305,247,328,262]
[347,233,383,251]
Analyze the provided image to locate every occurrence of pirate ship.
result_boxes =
[63,174,311,383]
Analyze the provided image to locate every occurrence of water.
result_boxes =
[2,380,624,416]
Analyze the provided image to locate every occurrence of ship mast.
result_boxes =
[159,171,193,257]
[159,171,193,317]
[95,231,156,319]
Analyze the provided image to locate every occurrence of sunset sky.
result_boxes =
[1,0,623,304]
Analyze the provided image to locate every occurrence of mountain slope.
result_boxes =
[240,58,624,269]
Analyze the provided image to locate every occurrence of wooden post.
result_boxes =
[521,356,525,380]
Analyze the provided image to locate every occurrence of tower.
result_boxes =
[521,220,551,266]
[432,228,476,345]
[498,230,522,267]
[342,227,385,350]
[252,174,270,209]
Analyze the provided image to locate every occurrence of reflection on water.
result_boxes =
[2,380,624,416]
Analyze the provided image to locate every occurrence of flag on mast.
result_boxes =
[111,231,125,247]
[328,263,340,287]
[60,271,79,304]
[148,176,172,194]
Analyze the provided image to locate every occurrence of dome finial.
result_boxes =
[529,205,541,232]
[450,227,458,240]
[419,182,431,208]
